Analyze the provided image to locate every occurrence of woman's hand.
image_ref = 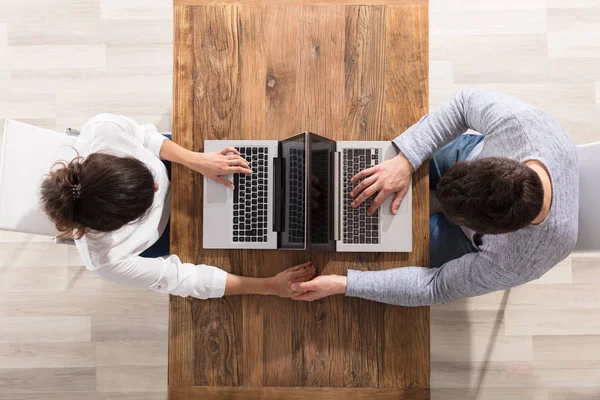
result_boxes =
[350,152,414,215]
[185,147,252,188]
[290,274,347,302]
[266,262,316,298]
[224,262,315,297]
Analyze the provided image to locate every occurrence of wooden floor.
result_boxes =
[0,0,599,399]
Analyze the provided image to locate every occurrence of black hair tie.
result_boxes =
[71,184,82,199]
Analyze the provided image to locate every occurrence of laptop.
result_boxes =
[203,132,412,252]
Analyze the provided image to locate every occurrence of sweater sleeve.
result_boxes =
[392,88,532,170]
[345,252,518,306]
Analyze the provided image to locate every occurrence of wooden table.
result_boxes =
[170,1,429,399]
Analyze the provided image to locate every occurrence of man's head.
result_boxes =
[40,153,156,239]
[436,157,544,234]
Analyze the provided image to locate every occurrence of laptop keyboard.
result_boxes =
[342,148,380,244]
[232,146,269,243]
[287,148,306,244]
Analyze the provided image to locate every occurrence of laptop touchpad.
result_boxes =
[382,197,394,215]
[206,180,228,203]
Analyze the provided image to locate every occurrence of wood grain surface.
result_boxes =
[171,2,429,397]
[170,387,431,399]
[175,0,427,5]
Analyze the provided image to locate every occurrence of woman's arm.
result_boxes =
[225,262,315,297]
[81,114,168,158]
[159,140,251,188]
[158,137,195,165]
[85,115,251,187]
[94,255,315,300]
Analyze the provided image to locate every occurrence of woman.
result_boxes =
[40,114,314,299]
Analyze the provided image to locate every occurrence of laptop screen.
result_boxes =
[307,133,335,252]
[278,133,308,250]
[277,132,335,251]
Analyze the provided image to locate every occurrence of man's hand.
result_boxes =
[290,274,347,302]
[185,147,252,188]
[350,152,414,215]
[267,262,316,298]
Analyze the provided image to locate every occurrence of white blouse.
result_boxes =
[74,114,227,299]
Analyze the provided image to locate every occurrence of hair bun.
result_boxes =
[40,156,87,237]
[52,157,83,189]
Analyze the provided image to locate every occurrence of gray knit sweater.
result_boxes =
[345,89,579,306]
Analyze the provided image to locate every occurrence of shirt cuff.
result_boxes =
[210,269,228,298]
[392,134,423,171]
[193,265,228,299]
[148,133,168,158]
[391,114,430,170]
[344,269,363,298]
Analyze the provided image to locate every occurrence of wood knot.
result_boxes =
[358,94,370,107]
[360,118,368,131]
[266,73,276,89]
[209,339,219,353]
[311,41,321,59]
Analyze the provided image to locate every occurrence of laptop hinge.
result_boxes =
[273,157,285,233]
[333,151,340,241]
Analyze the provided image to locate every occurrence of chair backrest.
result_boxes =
[575,142,600,252]
[0,120,78,236]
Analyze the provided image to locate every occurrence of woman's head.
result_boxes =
[40,152,156,238]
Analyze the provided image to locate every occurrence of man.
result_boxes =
[292,89,579,306]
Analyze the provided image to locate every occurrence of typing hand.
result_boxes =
[290,274,347,302]
[186,147,252,188]
[350,152,413,215]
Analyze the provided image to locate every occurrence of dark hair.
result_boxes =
[40,152,155,239]
[436,157,544,234]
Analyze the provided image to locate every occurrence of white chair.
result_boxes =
[0,119,79,239]
[575,142,600,252]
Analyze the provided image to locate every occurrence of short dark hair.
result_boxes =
[436,157,544,234]
[40,152,155,239]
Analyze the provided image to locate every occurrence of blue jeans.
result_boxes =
[140,133,172,258]
[429,134,484,268]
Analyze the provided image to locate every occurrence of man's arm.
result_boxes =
[292,253,517,306]
[350,89,533,214]
[344,253,514,306]
[392,88,532,170]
